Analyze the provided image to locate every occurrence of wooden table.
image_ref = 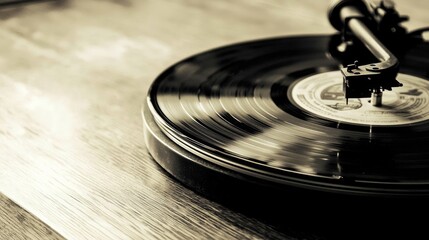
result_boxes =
[0,0,427,239]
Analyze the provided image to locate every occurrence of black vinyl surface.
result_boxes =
[145,34,429,197]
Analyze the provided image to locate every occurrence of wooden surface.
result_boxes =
[0,193,64,239]
[0,0,428,239]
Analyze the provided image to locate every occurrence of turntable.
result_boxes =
[143,0,429,207]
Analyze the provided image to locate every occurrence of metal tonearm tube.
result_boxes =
[329,0,408,106]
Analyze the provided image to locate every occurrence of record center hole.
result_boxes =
[372,67,379,70]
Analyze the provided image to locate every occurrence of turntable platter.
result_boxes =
[144,35,429,197]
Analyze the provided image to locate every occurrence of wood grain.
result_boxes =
[0,0,427,239]
[0,193,64,239]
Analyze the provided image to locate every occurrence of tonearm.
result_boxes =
[328,0,410,106]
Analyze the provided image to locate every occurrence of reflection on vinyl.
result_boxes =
[143,35,429,197]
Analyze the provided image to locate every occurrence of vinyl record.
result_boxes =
[143,34,429,198]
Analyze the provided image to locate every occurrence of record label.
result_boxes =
[290,71,429,126]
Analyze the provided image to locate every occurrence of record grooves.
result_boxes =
[143,34,429,199]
